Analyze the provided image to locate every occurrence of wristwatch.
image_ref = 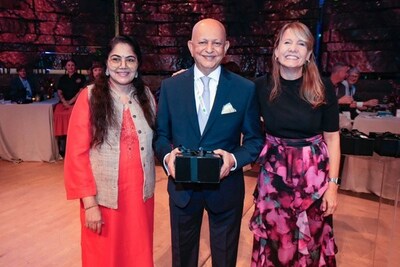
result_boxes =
[328,177,341,185]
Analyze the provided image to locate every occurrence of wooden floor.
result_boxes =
[0,160,399,267]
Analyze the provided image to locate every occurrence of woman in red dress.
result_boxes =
[64,36,156,267]
[53,59,86,156]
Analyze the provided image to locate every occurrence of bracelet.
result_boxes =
[84,204,98,210]
[328,177,341,185]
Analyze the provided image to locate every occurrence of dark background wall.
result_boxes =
[322,0,400,76]
[119,0,324,79]
[0,0,114,70]
[1,0,399,91]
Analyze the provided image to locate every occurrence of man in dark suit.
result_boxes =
[154,18,263,267]
[329,62,350,104]
[9,65,37,103]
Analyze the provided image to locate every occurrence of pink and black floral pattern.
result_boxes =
[249,134,337,267]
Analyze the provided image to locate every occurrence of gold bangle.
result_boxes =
[84,204,98,210]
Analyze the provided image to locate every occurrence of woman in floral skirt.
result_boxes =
[249,22,340,266]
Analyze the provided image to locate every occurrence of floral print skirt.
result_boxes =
[249,134,337,267]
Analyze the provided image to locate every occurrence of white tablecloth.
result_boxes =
[341,113,400,199]
[352,113,400,135]
[0,98,60,162]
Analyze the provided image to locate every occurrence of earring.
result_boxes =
[134,72,138,78]
[275,56,278,61]
[105,68,110,76]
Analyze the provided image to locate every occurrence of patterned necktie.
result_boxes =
[198,76,211,134]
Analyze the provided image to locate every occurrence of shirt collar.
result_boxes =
[194,65,221,83]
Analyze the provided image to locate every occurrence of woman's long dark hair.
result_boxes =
[90,35,155,147]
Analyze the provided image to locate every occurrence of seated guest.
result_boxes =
[9,65,37,103]
[330,62,351,105]
[342,67,379,111]
[53,59,86,156]
[329,62,352,127]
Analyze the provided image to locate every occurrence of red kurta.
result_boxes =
[65,89,154,267]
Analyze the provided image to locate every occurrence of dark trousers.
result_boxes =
[169,191,243,267]
[57,135,67,157]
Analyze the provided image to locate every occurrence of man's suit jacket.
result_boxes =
[9,76,36,102]
[154,66,263,213]
[335,82,346,99]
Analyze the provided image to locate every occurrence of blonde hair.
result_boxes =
[270,22,325,107]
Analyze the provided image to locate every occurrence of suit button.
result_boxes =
[138,130,142,134]
[141,147,144,151]
[133,115,136,118]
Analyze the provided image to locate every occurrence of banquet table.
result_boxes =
[341,113,400,199]
[0,98,60,162]
[352,112,400,135]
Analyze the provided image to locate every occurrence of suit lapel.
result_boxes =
[181,68,202,138]
[201,68,231,137]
